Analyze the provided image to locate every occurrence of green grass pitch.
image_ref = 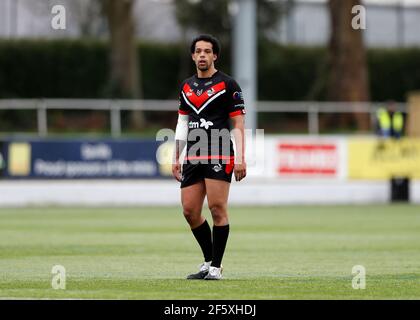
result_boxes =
[0,205,419,299]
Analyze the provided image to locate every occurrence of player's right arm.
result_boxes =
[172,85,190,182]
[172,114,188,182]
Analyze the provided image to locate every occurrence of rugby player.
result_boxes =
[172,34,246,280]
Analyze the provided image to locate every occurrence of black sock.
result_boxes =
[211,224,230,268]
[191,220,213,262]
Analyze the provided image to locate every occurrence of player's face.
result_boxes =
[192,41,217,71]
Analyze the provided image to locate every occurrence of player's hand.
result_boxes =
[234,162,246,182]
[172,162,182,182]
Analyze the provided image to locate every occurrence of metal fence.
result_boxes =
[0,99,407,137]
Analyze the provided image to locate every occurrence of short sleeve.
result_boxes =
[178,82,190,115]
[226,79,246,118]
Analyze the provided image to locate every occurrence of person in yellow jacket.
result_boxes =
[392,110,404,139]
[376,107,391,138]
[376,102,404,139]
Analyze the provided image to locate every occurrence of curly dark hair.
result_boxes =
[190,34,221,57]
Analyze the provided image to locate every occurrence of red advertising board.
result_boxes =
[277,142,339,177]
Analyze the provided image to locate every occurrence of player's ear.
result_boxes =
[213,54,218,62]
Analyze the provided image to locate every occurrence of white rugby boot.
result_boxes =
[204,265,223,280]
[187,261,211,280]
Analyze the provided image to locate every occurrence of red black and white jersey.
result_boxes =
[178,71,246,160]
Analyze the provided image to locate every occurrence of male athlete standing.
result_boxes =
[172,34,246,280]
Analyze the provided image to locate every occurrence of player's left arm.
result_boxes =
[231,115,246,182]
[227,79,247,182]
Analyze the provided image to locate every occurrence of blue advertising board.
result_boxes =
[3,139,163,179]
[0,141,5,178]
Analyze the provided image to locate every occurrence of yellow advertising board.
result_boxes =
[8,143,31,176]
[348,138,420,179]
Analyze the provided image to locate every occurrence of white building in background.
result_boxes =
[0,0,419,47]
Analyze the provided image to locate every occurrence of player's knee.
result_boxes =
[209,203,227,223]
[183,207,200,225]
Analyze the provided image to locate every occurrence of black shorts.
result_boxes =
[180,159,235,188]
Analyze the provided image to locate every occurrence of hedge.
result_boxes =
[0,39,419,102]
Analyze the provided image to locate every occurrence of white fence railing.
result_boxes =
[0,99,407,137]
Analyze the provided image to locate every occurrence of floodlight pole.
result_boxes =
[396,0,405,47]
[231,0,257,132]
[9,0,18,37]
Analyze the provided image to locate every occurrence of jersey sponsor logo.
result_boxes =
[200,118,214,129]
[188,118,214,129]
[182,82,226,114]
[212,163,222,172]
[188,121,199,129]
[196,89,203,96]
[207,88,215,96]
[233,91,243,101]
[185,87,195,97]
[205,81,213,86]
